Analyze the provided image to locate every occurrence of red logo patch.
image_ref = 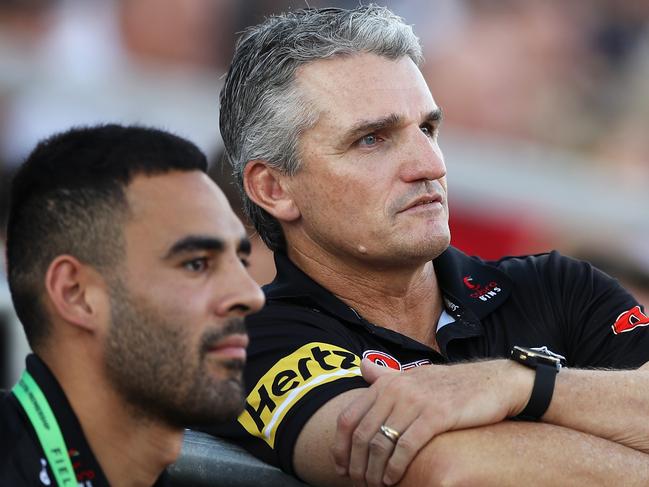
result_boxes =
[612,306,649,335]
[362,350,401,370]
[463,275,502,302]
[463,276,478,289]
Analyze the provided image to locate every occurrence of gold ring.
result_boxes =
[379,424,400,443]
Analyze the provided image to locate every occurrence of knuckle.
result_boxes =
[337,408,356,430]
[352,428,371,446]
[369,437,391,454]
[330,444,343,461]
[396,437,417,457]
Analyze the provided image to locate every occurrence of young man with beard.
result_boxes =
[205,5,649,487]
[0,124,265,486]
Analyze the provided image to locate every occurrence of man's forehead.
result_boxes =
[296,53,437,127]
[125,171,246,246]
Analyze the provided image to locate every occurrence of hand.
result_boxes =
[331,358,533,487]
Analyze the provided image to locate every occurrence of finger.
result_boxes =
[366,403,419,485]
[364,412,417,487]
[364,431,396,487]
[382,415,440,486]
[347,398,395,485]
[361,358,399,383]
[332,388,377,474]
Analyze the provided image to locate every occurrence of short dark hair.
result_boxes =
[5,124,208,349]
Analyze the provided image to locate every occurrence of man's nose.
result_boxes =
[399,127,447,183]
[218,262,266,317]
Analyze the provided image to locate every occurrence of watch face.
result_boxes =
[530,346,566,364]
[511,346,565,369]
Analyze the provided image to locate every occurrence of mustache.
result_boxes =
[199,318,247,356]
[390,180,445,213]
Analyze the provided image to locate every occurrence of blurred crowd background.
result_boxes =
[1,0,649,384]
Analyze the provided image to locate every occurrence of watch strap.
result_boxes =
[516,362,557,421]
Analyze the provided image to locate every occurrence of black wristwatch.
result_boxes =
[510,346,565,421]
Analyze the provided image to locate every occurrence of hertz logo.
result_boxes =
[238,342,361,447]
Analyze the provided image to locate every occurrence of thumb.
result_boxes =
[360,357,399,383]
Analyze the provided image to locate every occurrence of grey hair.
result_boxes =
[219,5,423,252]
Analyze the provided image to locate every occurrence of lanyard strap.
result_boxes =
[12,370,77,486]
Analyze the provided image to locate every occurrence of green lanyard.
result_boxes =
[12,370,77,486]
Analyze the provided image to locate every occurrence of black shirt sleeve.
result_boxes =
[202,302,368,475]
[550,252,649,368]
[507,251,649,368]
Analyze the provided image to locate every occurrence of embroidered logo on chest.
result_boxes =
[362,350,433,371]
[463,275,502,302]
[363,350,402,370]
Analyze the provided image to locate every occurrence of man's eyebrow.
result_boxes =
[238,237,252,256]
[341,108,443,144]
[342,113,403,143]
[164,236,225,259]
[426,108,444,124]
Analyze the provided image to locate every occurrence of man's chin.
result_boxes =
[220,358,246,372]
[182,383,247,427]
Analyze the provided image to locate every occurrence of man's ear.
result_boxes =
[44,255,107,332]
[244,160,300,222]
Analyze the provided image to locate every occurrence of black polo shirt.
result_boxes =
[204,246,649,476]
[0,354,169,486]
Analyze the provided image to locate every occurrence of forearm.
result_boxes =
[328,360,649,486]
[541,366,649,453]
[401,421,649,487]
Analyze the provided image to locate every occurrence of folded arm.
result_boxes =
[323,359,649,486]
[401,421,649,487]
[543,362,649,452]
[293,384,649,487]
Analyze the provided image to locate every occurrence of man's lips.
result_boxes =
[207,333,249,360]
[399,194,443,213]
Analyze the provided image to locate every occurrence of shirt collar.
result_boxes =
[266,253,364,324]
[433,246,512,319]
[25,353,111,486]
[266,246,512,323]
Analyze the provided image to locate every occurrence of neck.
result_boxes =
[288,244,444,349]
[42,347,183,487]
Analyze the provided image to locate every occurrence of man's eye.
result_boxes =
[183,258,208,272]
[420,124,433,137]
[240,257,251,268]
[358,133,379,146]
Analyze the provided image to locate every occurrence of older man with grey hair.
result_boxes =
[204,5,649,486]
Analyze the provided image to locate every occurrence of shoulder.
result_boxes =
[246,296,364,348]
[488,250,580,275]
[486,251,608,292]
[490,251,623,295]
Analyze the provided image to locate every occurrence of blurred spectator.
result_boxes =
[423,2,590,145]
[0,0,225,175]
[423,0,649,188]
[117,0,236,70]
[1,0,648,277]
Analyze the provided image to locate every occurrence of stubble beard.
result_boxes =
[104,279,247,428]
